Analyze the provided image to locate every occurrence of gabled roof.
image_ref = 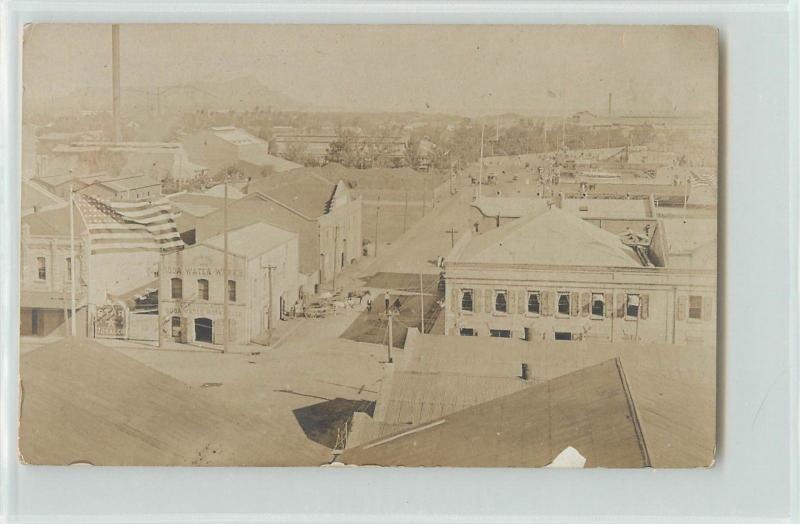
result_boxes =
[247,171,337,219]
[22,204,85,237]
[210,126,264,146]
[340,359,649,468]
[201,221,296,259]
[458,207,643,267]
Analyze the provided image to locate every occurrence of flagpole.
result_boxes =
[223,174,229,354]
[69,184,77,336]
[478,125,485,199]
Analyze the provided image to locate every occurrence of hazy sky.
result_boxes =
[23,24,718,117]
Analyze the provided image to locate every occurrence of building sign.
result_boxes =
[95,304,125,338]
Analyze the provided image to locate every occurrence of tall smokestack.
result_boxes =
[608,92,612,117]
[112,24,121,143]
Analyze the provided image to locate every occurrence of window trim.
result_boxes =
[688,294,703,321]
[227,279,237,303]
[625,293,640,321]
[526,290,541,317]
[460,288,474,313]
[171,277,183,300]
[489,328,512,338]
[590,292,605,319]
[556,292,570,317]
[493,289,508,315]
[197,278,210,301]
[36,256,47,281]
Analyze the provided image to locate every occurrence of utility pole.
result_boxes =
[222,174,229,354]
[386,311,393,363]
[374,196,380,257]
[543,118,547,153]
[266,264,276,346]
[419,273,425,334]
[69,184,77,336]
[332,225,338,291]
[403,189,408,233]
[422,177,426,217]
[478,125,485,198]
[446,228,458,248]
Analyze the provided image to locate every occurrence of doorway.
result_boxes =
[195,317,213,343]
[31,309,41,336]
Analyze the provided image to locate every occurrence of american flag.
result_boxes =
[74,194,185,255]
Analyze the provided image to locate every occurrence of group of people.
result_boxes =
[361,289,402,315]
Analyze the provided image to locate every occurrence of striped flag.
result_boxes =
[74,194,185,255]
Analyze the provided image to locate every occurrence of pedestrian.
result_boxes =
[384,290,391,312]
[393,297,402,314]
[367,296,373,313]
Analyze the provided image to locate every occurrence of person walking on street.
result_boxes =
[384,290,391,313]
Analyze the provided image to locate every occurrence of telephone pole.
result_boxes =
[374,196,380,257]
[332,225,339,291]
[386,311,393,363]
[69,184,77,336]
[419,273,425,334]
[403,190,408,233]
[222,174,229,354]
[266,264,276,346]
[445,228,458,248]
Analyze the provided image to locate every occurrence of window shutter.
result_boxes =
[604,293,613,318]
[507,290,515,314]
[484,289,493,313]
[580,292,590,317]
[676,295,687,321]
[703,296,713,321]
[542,291,551,316]
[616,293,626,318]
[570,292,580,316]
[640,294,650,320]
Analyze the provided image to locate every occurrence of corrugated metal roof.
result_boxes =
[340,359,649,468]
[359,334,715,468]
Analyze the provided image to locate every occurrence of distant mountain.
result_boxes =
[24,76,307,119]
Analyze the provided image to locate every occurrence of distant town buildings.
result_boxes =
[182,126,301,176]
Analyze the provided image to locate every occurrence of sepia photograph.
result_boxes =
[18,24,718,468]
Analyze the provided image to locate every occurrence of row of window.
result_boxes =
[460,289,640,318]
[33,256,71,282]
[460,289,710,321]
[170,277,236,302]
[460,328,578,341]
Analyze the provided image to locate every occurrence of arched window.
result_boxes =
[557,293,570,315]
[495,290,507,313]
[461,290,473,312]
[171,277,182,299]
[527,292,540,314]
[198,279,209,301]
